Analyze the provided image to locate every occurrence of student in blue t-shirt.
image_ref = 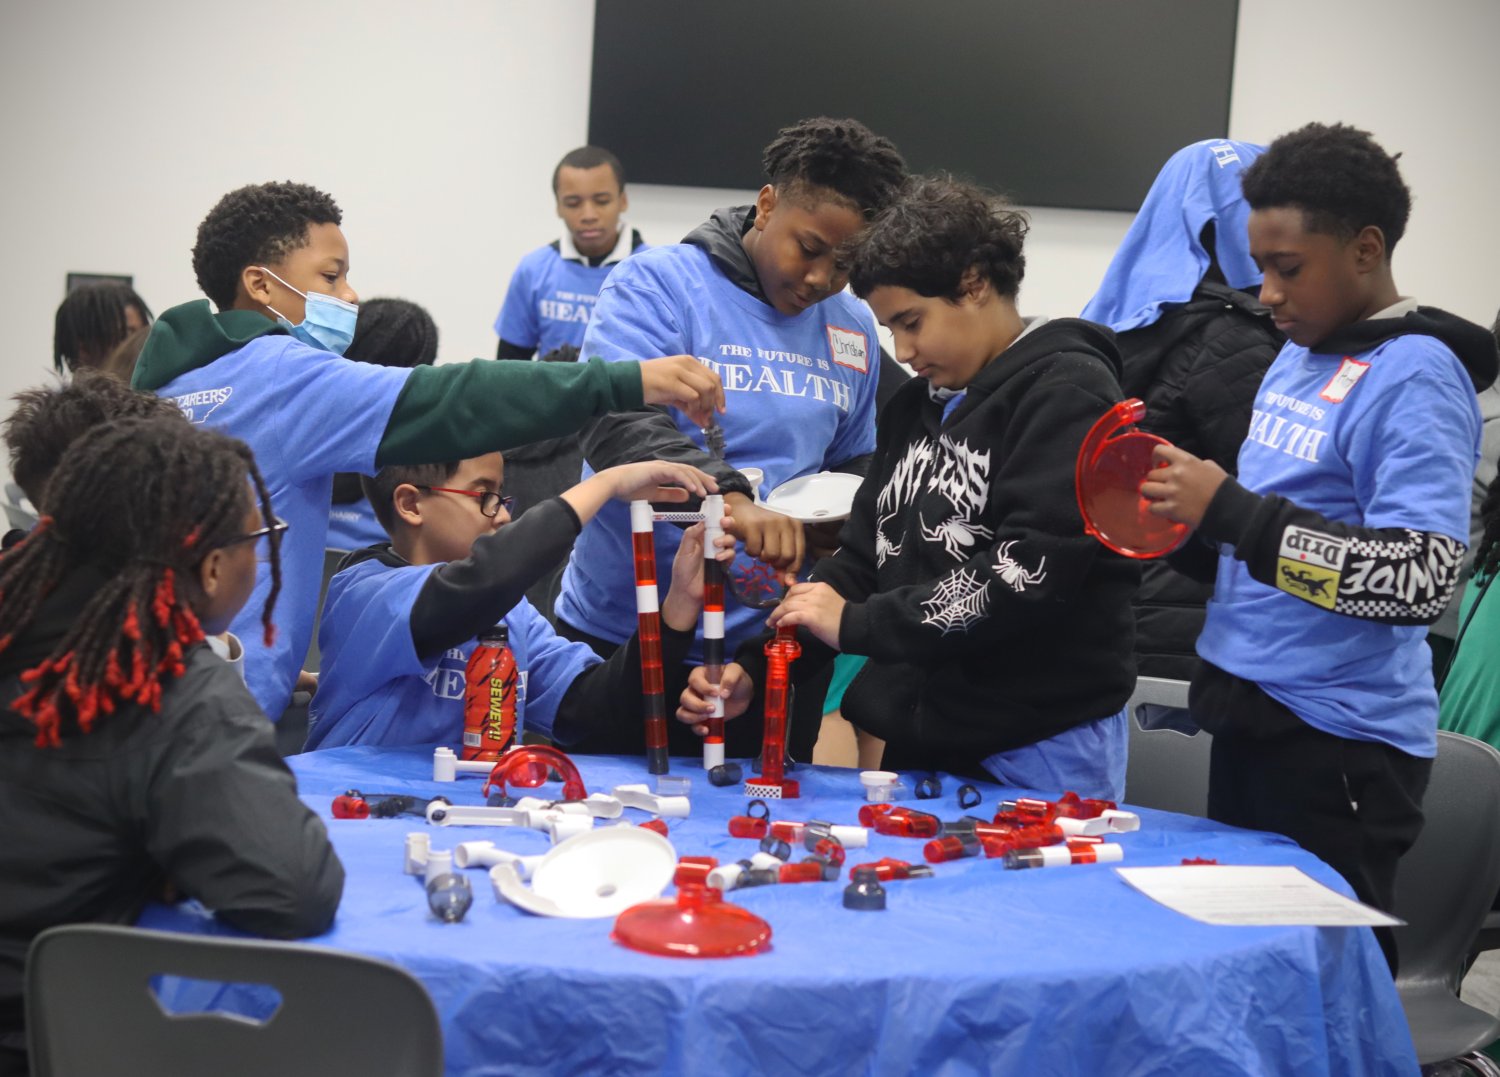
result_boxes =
[554,117,907,761]
[1142,123,1500,960]
[131,180,726,725]
[305,452,730,751]
[495,146,646,360]
[327,298,440,552]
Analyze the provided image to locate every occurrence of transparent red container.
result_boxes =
[1076,398,1189,559]
[613,884,772,958]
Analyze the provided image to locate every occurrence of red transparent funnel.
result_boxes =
[1076,399,1189,559]
[612,884,772,958]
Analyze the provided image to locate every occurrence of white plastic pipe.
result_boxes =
[611,783,692,818]
[433,746,498,782]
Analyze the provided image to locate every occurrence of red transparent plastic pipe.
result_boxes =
[777,861,829,884]
[630,500,670,775]
[923,834,982,863]
[1006,843,1125,869]
[996,791,1117,825]
[674,856,719,887]
[481,745,586,801]
[847,857,934,882]
[745,625,801,799]
[727,815,769,839]
[870,807,941,839]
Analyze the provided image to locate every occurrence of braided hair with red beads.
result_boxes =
[0,416,280,747]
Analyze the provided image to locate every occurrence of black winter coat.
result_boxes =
[1115,281,1282,680]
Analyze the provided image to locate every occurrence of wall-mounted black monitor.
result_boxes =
[589,0,1239,212]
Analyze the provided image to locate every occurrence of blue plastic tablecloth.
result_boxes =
[141,745,1419,1076]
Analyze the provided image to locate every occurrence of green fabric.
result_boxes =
[132,300,285,391]
[823,653,867,714]
[1438,573,1500,748]
[375,357,644,465]
[129,299,646,466]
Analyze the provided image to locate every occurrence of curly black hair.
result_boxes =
[552,146,626,193]
[53,282,152,375]
[848,174,1029,301]
[332,298,440,506]
[192,181,342,311]
[763,117,907,219]
[1240,123,1412,252]
[4,371,186,508]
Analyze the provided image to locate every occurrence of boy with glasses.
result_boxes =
[304,451,731,750]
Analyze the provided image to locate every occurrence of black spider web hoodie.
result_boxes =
[765,318,1140,772]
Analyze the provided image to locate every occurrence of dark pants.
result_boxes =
[554,618,829,763]
[1192,661,1432,973]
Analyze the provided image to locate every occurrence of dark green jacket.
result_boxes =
[133,300,645,464]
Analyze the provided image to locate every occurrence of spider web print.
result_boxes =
[920,569,991,635]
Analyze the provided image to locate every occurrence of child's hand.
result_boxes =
[677,662,754,735]
[661,519,736,631]
[598,460,717,504]
[766,581,845,650]
[639,355,726,428]
[1140,444,1228,529]
[724,494,804,574]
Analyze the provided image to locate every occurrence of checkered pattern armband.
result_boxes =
[1274,522,1467,625]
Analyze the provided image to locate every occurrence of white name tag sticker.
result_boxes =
[1319,357,1370,403]
[827,326,869,373]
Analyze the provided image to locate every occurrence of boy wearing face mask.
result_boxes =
[132,181,727,726]
[554,117,906,761]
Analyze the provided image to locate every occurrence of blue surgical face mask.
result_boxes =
[258,266,358,355]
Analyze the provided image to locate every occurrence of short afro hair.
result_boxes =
[1240,123,1411,253]
[4,371,187,509]
[763,117,907,219]
[552,146,626,193]
[848,174,1029,302]
[192,181,342,311]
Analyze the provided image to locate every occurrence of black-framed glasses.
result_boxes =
[417,486,514,519]
[221,516,289,548]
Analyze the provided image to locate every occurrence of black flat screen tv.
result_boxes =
[589,0,1239,212]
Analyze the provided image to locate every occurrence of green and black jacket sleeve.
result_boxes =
[1200,477,1467,625]
[376,358,642,466]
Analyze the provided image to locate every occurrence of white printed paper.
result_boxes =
[1115,865,1404,927]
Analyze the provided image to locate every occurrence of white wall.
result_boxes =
[1,0,1496,486]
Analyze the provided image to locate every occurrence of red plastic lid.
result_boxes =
[1075,399,1189,559]
[612,884,772,958]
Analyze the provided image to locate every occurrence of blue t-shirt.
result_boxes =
[1081,139,1266,333]
[1197,328,1482,756]
[555,245,881,659]
[494,230,645,356]
[327,500,387,551]
[305,556,603,749]
[160,338,410,719]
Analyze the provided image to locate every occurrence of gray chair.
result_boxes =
[1394,731,1500,1070]
[26,924,443,1077]
[1122,676,1212,817]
